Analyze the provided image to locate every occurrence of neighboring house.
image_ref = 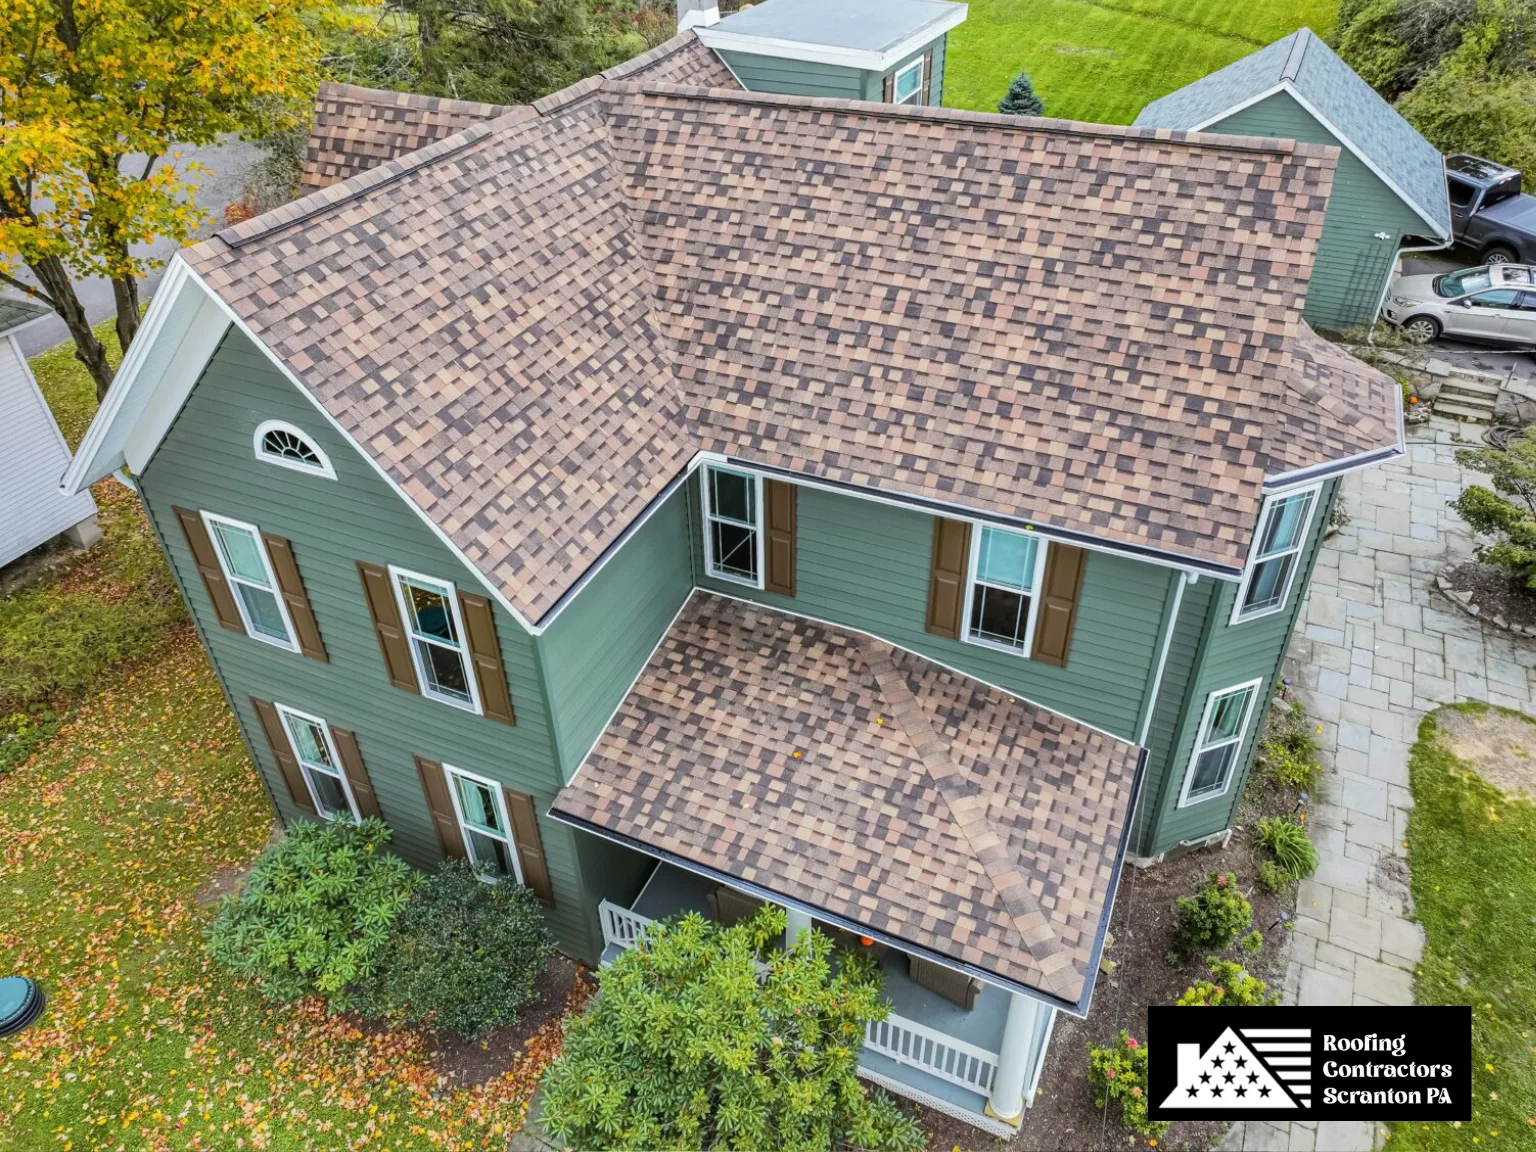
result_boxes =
[1133,27,1453,334]
[0,296,99,568]
[63,14,1402,1137]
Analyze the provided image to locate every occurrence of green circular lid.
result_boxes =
[0,976,34,1026]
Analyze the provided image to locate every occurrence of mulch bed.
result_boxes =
[900,789,1300,1151]
[1436,560,1536,635]
[427,953,593,1088]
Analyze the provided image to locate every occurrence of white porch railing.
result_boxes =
[599,899,654,951]
[864,1013,1000,1098]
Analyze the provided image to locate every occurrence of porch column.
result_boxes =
[784,905,813,946]
[986,991,1042,1126]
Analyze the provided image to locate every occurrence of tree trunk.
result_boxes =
[111,273,141,354]
[29,255,114,401]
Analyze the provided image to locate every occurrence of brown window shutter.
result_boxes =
[173,506,244,633]
[503,787,554,906]
[357,562,419,693]
[329,725,381,819]
[925,517,972,640]
[1031,543,1087,668]
[415,756,467,859]
[262,533,327,662]
[921,50,934,104]
[883,72,895,102]
[763,479,797,597]
[457,592,516,725]
[250,696,316,815]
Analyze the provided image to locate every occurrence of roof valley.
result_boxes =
[858,638,1081,998]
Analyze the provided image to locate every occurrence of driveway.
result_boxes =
[1219,414,1533,1152]
[7,136,260,357]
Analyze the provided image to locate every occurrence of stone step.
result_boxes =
[1437,387,1498,410]
[1434,398,1494,422]
[1440,374,1501,396]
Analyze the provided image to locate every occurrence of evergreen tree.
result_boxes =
[998,69,1046,116]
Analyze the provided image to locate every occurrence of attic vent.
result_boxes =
[254,421,336,479]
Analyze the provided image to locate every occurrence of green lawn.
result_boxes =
[0,334,560,1150]
[1396,706,1536,1150]
[943,0,1337,124]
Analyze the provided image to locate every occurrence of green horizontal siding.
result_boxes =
[1209,92,1429,333]
[862,35,947,104]
[539,489,693,780]
[717,51,865,98]
[686,473,1173,741]
[1141,479,1340,855]
[137,328,602,961]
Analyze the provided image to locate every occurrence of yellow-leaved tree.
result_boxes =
[1,0,338,398]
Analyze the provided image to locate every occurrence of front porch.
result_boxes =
[597,861,1056,1138]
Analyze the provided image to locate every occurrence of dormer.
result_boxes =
[695,0,967,106]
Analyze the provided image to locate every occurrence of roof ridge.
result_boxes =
[858,638,1082,998]
[612,79,1319,159]
[314,79,512,116]
[1279,27,1312,83]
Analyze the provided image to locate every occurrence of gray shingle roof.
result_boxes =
[1133,28,1450,239]
[0,295,50,334]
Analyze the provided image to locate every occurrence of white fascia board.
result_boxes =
[696,5,965,72]
[179,266,539,635]
[62,257,203,494]
[1189,83,1451,241]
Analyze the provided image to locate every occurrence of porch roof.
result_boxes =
[548,591,1144,1010]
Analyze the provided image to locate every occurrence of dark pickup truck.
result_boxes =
[1446,153,1536,265]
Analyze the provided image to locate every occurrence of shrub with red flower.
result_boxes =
[1088,1031,1168,1138]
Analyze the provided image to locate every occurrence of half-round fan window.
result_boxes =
[253,421,336,479]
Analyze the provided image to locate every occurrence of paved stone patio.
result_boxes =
[1219,418,1531,1152]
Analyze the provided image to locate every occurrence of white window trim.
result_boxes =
[960,526,1048,658]
[443,763,523,884]
[252,420,336,480]
[388,565,484,715]
[1230,481,1323,626]
[1178,678,1263,808]
[892,57,925,105]
[701,465,766,590]
[275,702,360,822]
[200,510,300,652]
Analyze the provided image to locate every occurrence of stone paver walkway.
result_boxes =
[1218,418,1535,1152]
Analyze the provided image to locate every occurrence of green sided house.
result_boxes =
[1133,27,1452,335]
[63,18,1401,1138]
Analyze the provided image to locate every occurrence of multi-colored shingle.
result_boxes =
[551,593,1142,1005]
[184,39,1402,625]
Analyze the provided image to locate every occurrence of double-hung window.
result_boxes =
[390,568,481,712]
[702,465,763,588]
[203,512,298,650]
[276,704,357,820]
[445,764,522,881]
[1180,680,1261,806]
[964,525,1045,654]
[1233,485,1320,623]
[892,59,924,105]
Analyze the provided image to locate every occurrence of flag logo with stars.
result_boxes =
[1159,1026,1310,1111]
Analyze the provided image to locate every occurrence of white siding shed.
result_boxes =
[0,297,99,567]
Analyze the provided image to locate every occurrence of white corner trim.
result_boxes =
[253,419,337,480]
[1136,569,1190,747]
[179,265,540,635]
[1188,82,1450,241]
[696,5,965,72]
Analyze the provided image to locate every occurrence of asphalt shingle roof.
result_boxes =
[1133,28,1451,239]
[549,592,1143,1007]
[183,53,1401,625]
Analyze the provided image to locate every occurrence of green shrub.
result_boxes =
[1257,698,1321,791]
[1257,860,1292,894]
[998,69,1045,115]
[1175,872,1253,956]
[540,907,923,1152]
[1177,959,1279,1007]
[362,860,553,1038]
[1451,431,1536,590]
[1242,930,1264,954]
[1088,1031,1167,1138]
[0,706,63,775]
[207,817,419,1006]
[1256,815,1319,883]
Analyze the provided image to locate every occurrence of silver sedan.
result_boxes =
[1380,263,1536,345]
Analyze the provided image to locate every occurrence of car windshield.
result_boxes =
[1436,268,1493,297]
